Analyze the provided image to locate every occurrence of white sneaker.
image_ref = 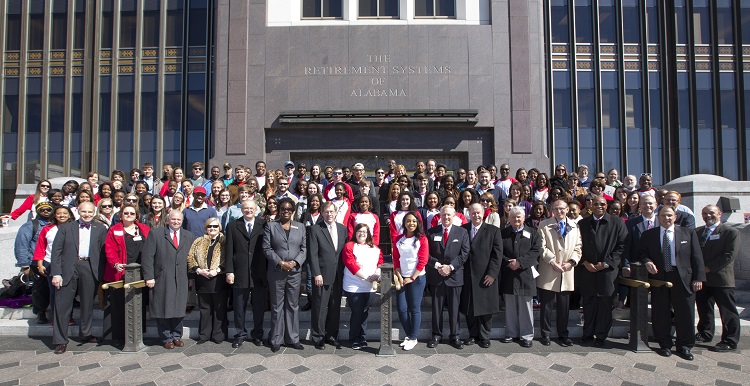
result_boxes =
[399,338,410,347]
[403,339,418,351]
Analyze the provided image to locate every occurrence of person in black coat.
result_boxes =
[308,202,348,349]
[499,206,541,348]
[576,196,627,346]
[638,205,705,361]
[460,203,502,348]
[426,206,470,349]
[224,200,267,348]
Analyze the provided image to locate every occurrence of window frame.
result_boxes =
[358,0,399,19]
[301,0,345,20]
[414,0,456,19]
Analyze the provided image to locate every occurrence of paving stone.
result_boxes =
[376,365,397,374]
[507,364,528,374]
[246,364,267,373]
[463,364,485,374]
[289,365,310,374]
[419,365,440,374]
[39,381,65,386]
[162,363,183,372]
[666,382,692,386]
[109,368,163,385]
[203,364,223,373]
[715,380,743,386]
[573,383,593,386]
[332,365,353,374]
[198,369,248,385]
[301,354,345,370]
[717,361,742,371]
[0,362,18,370]
[592,363,614,372]
[38,362,60,370]
[633,362,657,372]
[79,362,101,371]
[120,363,141,372]
[153,368,207,386]
[675,362,699,371]
[620,382,642,386]
[65,366,120,385]
[0,380,18,386]
[549,364,571,373]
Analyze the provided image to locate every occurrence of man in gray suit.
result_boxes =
[264,197,307,352]
[308,201,348,349]
[50,202,107,354]
[695,205,741,352]
[142,210,195,349]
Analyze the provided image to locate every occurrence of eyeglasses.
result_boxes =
[556,168,566,172]
[376,171,385,174]
[38,208,52,212]
[480,199,491,203]
[279,207,294,212]
[101,205,113,208]
[640,173,652,177]
[125,198,137,202]
[193,167,203,171]
[122,212,136,216]
[40,184,51,188]
[332,171,343,175]
[206,225,220,229]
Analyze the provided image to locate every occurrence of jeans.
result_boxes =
[396,275,426,340]
[345,291,374,344]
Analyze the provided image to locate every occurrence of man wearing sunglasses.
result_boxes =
[323,167,354,202]
[190,162,207,188]
[14,202,53,324]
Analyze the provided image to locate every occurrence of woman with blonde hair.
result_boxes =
[479,192,501,227]
[93,198,116,228]
[187,217,228,343]
[170,191,186,212]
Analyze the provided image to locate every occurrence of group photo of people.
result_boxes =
[5,159,741,361]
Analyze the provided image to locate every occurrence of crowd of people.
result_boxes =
[5,159,741,359]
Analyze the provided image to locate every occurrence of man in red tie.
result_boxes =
[426,206,470,349]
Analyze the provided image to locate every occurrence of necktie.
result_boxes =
[646,220,652,229]
[559,221,566,238]
[662,230,672,272]
[329,224,338,250]
[700,228,711,248]
[443,228,449,246]
[472,227,478,239]
[246,221,252,235]
[79,222,91,229]
[172,231,179,248]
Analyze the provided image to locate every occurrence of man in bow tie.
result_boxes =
[50,202,107,354]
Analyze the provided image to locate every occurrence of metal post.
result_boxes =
[628,263,651,352]
[376,263,395,357]
[122,263,145,352]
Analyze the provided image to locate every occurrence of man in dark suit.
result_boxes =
[461,203,502,348]
[622,195,658,276]
[225,199,267,348]
[308,202,348,349]
[695,205,740,352]
[50,202,107,354]
[142,210,195,349]
[576,196,627,347]
[638,205,705,360]
[426,206,470,349]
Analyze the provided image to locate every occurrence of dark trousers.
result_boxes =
[651,270,696,350]
[345,291,374,344]
[52,260,97,345]
[539,288,571,339]
[232,286,266,340]
[102,287,125,342]
[156,318,184,343]
[430,283,462,340]
[197,290,228,342]
[696,286,740,346]
[581,294,613,340]
[32,263,51,315]
[311,281,343,344]
[396,275,426,340]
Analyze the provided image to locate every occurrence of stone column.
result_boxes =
[377,263,395,357]
[122,263,145,352]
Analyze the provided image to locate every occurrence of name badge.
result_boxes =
[522,231,531,239]
[306,221,311,226]
[451,239,459,243]
[133,236,142,241]
[709,234,720,240]
[113,230,124,236]
[434,236,443,242]
[680,240,688,244]
[290,225,299,230]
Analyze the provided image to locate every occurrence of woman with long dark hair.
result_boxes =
[342,223,383,349]
[457,189,479,219]
[389,192,421,243]
[3,179,51,221]
[144,195,168,229]
[347,195,380,246]
[392,212,428,351]
[263,195,279,222]
[32,205,75,324]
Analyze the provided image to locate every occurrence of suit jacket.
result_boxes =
[676,211,696,231]
[141,226,195,318]
[537,217,582,292]
[622,215,658,270]
[637,225,705,294]
[460,222,503,315]
[51,221,107,285]
[426,224,470,287]
[576,213,628,296]
[500,226,541,296]
[695,223,738,288]
[224,217,267,288]
[263,221,307,272]
[308,222,347,285]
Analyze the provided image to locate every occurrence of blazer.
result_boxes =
[186,234,227,294]
[308,222,348,285]
[460,222,503,315]
[141,226,195,319]
[576,213,628,296]
[536,217,582,292]
[695,223,738,288]
[426,224,470,287]
[675,210,696,231]
[224,217,267,288]
[263,220,307,272]
[622,215,658,270]
[500,226,541,297]
[103,222,151,282]
[51,221,107,286]
[637,225,705,294]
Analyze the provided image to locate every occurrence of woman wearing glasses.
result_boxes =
[93,198,116,228]
[2,180,51,221]
[103,203,150,345]
[187,218,228,344]
[479,193,501,227]
[549,164,570,192]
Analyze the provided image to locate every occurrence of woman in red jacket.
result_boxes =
[392,212,429,351]
[347,195,380,246]
[2,179,51,221]
[103,203,150,344]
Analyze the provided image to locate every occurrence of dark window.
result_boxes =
[719,73,738,180]
[621,0,640,44]
[414,0,455,17]
[695,72,715,174]
[359,0,399,18]
[645,0,659,44]
[677,72,692,176]
[51,0,68,50]
[675,0,687,45]
[48,78,66,178]
[140,75,158,166]
[71,77,83,174]
[303,0,344,18]
[574,0,592,43]
[601,72,620,172]
[551,0,569,44]
[745,74,750,175]
[28,0,45,51]
[74,0,85,49]
[553,71,573,170]
[742,1,750,44]
[120,0,137,48]
[25,78,43,183]
[693,0,711,45]
[101,0,114,49]
[98,77,112,175]
[5,0,21,51]
[716,0,734,44]
[648,72,663,185]
[2,78,20,212]
[577,71,597,170]
[188,0,208,46]
[166,0,184,47]
[143,1,161,47]
[625,72,644,174]
[163,74,182,166]
[598,0,617,44]
[116,77,135,171]
[186,74,206,165]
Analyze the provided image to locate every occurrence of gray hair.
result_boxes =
[508,206,526,218]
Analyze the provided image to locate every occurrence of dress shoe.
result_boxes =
[579,336,593,345]
[37,313,49,324]
[163,341,175,349]
[678,348,694,361]
[695,332,712,343]
[173,340,184,347]
[463,337,477,346]
[314,341,325,350]
[301,302,312,311]
[351,341,367,350]
[287,342,304,350]
[427,337,439,348]
[558,337,573,347]
[250,337,263,347]
[232,338,243,348]
[478,340,491,349]
[82,335,98,344]
[712,342,737,352]
[54,344,67,354]
[270,344,281,353]
[68,318,76,326]
[499,337,514,343]
[656,348,672,357]
[185,305,194,313]
[594,338,606,347]
[520,339,533,348]
[450,339,464,349]
[540,337,551,346]
[326,337,342,349]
